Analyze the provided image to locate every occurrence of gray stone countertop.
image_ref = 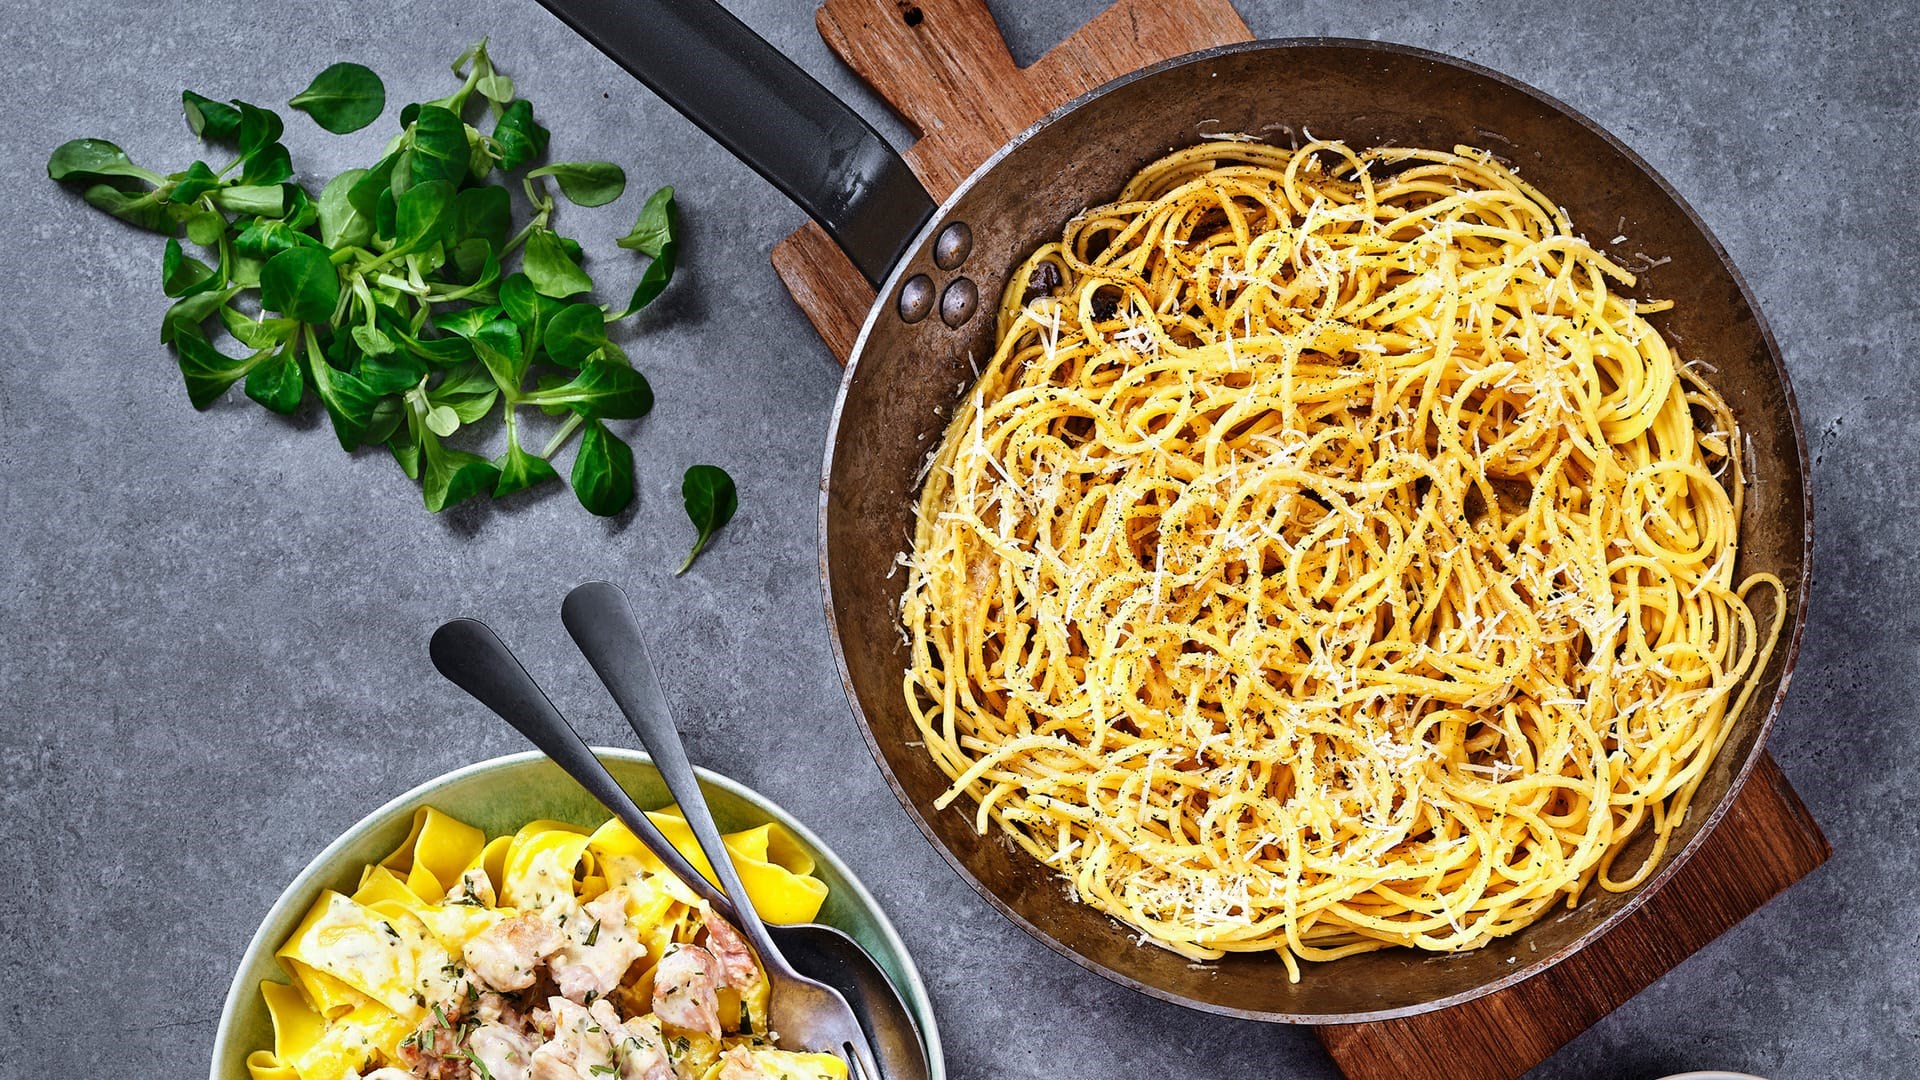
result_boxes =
[0,1,1911,1077]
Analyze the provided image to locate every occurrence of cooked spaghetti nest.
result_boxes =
[899,138,1783,977]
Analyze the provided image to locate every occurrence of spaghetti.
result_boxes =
[899,139,1783,977]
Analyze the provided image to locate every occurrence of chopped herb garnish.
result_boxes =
[584,919,601,946]
[455,1051,496,1080]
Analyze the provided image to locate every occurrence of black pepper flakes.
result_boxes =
[1022,261,1063,303]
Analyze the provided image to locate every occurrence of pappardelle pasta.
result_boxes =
[250,806,845,1080]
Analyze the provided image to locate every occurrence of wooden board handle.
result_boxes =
[1318,752,1829,1080]
[772,0,1251,361]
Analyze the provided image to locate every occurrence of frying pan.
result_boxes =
[539,0,1812,1023]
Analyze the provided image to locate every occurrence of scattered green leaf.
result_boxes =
[677,464,737,573]
[571,420,634,516]
[528,161,625,207]
[492,99,549,171]
[408,105,470,188]
[471,318,527,395]
[613,186,678,318]
[171,161,222,203]
[239,142,293,186]
[173,332,259,408]
[618,186,674,257]
[182,91,242,142]
[542,303,609,367]
[290,62,387,134]
[259,247,340,322]
[423,443,500,511]
[308,351,379,449]
[523,227,592,298]
[246,346,306,414]
[494,407,559,497]
[162,238,217,298]
[318,169,372,248]
[523,361,652,419]
[209,185,287,217]
[48,138,164,188]
[453,184,511,251]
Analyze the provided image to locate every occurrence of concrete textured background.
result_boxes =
[0,0,1912,1077]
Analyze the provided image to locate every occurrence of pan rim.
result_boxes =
[816,35,1814,1025]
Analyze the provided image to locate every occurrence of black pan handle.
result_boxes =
[535,0,935,286]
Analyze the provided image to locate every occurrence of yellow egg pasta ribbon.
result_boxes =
[252,805,835,1080]
[588,807,829,925]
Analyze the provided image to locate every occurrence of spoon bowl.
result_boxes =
[430,614,919,1080]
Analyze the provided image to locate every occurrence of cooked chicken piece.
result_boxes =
[529,997,617,1080]
[701,913,762,992]
[360,1069,415,1080]
[448,867,498,907]
[477,989,529,1030]
[588,999,675,1080]
[464,914,566,992]
[650,944,722,1038]
[468,1023,538,1080]
[395,1012,464,1080]
[551,887,646,1003]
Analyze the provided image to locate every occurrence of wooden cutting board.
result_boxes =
[771,3,1831,1077]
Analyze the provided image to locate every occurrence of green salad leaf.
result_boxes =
[48,43,698,536]
[572,419,634,516]
[289,62,387,134]
[677,464,737,574]
[528,162,626,207]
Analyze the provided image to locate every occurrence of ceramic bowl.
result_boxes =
[210,749,944,1079]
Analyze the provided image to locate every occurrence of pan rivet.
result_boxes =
[898,274,934,323]
[940,277,978,328]
[934,222,973,270]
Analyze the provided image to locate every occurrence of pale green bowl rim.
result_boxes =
[210,748,945,1079]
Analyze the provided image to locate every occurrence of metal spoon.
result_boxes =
[428,616,908,1080]
[560,581,931,1080]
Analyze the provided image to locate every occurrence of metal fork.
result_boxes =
[429,610,883,1080]
[560,581,883,1080]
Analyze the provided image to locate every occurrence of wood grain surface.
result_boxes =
[1316,753,1830,1079]
[771,0,1250,360]
[775,3,1830,1077]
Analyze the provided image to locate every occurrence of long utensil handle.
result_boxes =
[533,0,934,286]
[428,616,737,919]
[561,581,793,970]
